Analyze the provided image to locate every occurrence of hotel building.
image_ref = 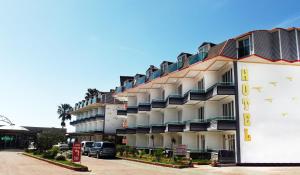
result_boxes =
[70,90,125,143]
[115,27,300,164]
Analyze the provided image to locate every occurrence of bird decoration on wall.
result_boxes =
[269,81,277,87]
[252,86,263,92]
[286,76,293,81]
[264,97,273,103]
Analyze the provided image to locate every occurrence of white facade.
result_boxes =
[237,61,300,163]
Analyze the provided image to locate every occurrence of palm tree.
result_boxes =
[57,104,73,128]
[85,88,100,99]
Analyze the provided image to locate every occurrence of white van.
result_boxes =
[81,141,94,155]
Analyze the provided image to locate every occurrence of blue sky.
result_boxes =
[0,0,299,131]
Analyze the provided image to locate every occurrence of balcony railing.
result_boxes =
[167,94,184,105]
[138,102,151,111]
[149,69,161,81]
[188,53,207,65]
[136,76,146,86]
[167,63,178,73]
[116,86,124,93]
[124,81,133,90]
[151,99,166,108]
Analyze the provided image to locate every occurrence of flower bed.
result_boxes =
[116,146,193,168]
[23,152,88,172]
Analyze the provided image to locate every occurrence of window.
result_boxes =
[200,135,205,150]
[178,110,182,122]
[228,135,235,151]
[198,45,209,59]
[162,89,165,100]
[222,135,226,149]
[238,37,252,58]
[177,84,182,96]
[198,78,205,90]
[222,69,233,83]
[223,101,234,117]
[198,107,204,121]
[161,63,168,73]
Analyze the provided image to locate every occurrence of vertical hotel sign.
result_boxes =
[241,67,251,142]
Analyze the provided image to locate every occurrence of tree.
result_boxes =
[150,135,155,148]
[57,104,73,128]
[36,130,66,151]
[85,88,100,99]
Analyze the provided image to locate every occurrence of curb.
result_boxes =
[118,157,193,169]
[22,153,89,172]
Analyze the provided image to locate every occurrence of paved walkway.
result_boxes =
[1,150,300,175]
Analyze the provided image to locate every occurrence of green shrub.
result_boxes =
[55,154,66,161]
[42,146,60,159]
[153,148,164,162]
[65,151,72,159]
[138,150,146,158]
[128,147,137,157]
[116,145,126,156]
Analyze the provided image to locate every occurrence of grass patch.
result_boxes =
[24,152,87,169]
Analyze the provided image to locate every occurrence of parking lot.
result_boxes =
[1,150,300,175]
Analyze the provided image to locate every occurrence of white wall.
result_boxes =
[127,135,136,147]
[149,111,164,125]
[128,96,137,106]
[137,93,149,104]
[164,108,178,123]
[163,133,182,148]
[136,134,149,147]
[148,134,163,148]
[149,89,162,101]
[204,101,220,119]
[136,113,149,126]
[127,115,136,128]
[104,104,124,134]
[237,62,300,163]
[182,105,197,121]
[205,132,223,150]
[179,78,196,95]
[163,84,177,99]
[182,132,197,150]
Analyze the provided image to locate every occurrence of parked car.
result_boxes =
[81,141,94,155]
[53,143,69,151]
[88,141,116,158]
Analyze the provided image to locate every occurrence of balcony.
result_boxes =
[136,76,146,86]
[167,63,178,73]
[188,53,207,65]
[116,86,124,93]
[167,94,184,105]
[117,109,127,116]
[185,119,209,131]
[149,69,161,81]
[138,102,151,111]
[166,121,185,132]
[126,127,137,134]
[184,89,206,102]
[206,82,235,100]
[95,114,105,120]
[150,124,166,133]
[127,106,138,114]
[124,81,134,90]
[151,99,166,108]
[136,125,150,134]
[207,116,236,130]
[116,129,127,135]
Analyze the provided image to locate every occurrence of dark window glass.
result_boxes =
[85,142,94,147]
[102,142,115,148]
[238,37,251,58]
